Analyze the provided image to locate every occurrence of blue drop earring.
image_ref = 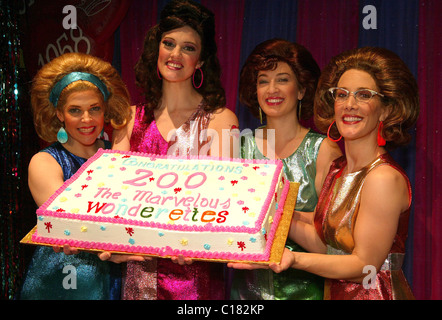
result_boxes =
[57,126,68,143]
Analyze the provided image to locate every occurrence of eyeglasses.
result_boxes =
[329,87,384,104]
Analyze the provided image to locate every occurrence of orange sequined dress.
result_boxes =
[314,154,414,300]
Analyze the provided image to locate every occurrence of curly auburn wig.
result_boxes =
[314,47,419,149]
[239,38,321,121]
[134,0,225,113]
[31,52,131,143]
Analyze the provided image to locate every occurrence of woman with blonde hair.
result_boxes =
[19,52,131,299]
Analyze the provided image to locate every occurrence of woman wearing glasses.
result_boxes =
[269,47,419,299]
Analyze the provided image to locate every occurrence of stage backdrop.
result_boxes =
[5,0,440,300]
[117,0,441,299]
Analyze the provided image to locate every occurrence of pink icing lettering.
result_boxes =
[184,172,207,189]
[102,203,115,214]
[123,169,154,187]
[183,207,192,221]
[128,204,141,217]
[157,172,179,188]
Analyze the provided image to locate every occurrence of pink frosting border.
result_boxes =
[37,149,284,235]
[32,180,290,261]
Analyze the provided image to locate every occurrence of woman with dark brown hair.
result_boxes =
[270,47,419,300]
[108,0,238,300]
[229,39,341,300]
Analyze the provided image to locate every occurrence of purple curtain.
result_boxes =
[202,0,245,112]
[10,0,434,300]
[414,0,442,300]
[296,0,359,69]
[119,0,158,106]
[115,0,440,300]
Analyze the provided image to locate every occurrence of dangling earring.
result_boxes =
[327,120,342,142]
[157,66,162,80]
[192,68,203,89]
[377,121,386,146]
[298,100,302,120]
[259,107,263,124]
[57,126,68,143]
[99,128,105,139]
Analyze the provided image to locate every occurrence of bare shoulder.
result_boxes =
[363,163,410,212]
[28,151,65,206]
[318,137,342,163]
[112,105,137,151]
[28,151,63,182]
[209,107,239,129]
[315,137,343,193]
[29,151,60,171]
[366,164,408,188]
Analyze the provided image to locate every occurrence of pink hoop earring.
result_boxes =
[327,120,342,142]
[193,68,203,89]
[157,66,162,80]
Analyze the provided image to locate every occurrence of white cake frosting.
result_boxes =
[32,149,289,262]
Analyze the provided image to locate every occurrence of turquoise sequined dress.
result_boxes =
[19,141,121,300]
[230,129,325,300]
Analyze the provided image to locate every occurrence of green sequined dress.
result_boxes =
[230,128,325,300]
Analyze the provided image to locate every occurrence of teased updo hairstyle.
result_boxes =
[135,0,225,112]
[239,38,321,121]
[31,52,131,143]
[314,47,419,149]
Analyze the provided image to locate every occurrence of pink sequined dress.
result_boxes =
[314,154,415,300]
[121,102,225,300]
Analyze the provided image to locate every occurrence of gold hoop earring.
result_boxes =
[298,100,302,120]
[259,107,263,124]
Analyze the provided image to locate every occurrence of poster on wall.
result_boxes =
[19,0,131,143]
[20,0,130,77]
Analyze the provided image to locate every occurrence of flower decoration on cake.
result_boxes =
[126,227,134,236]
[237,241,246,251]
[44,222,52,233]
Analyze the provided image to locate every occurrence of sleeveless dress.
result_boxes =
[230,128,325,300]
[19,141,121,300]
[314,154,415,300]
[122,102,225,300]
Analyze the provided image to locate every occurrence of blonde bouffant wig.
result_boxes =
[31,52,131,143]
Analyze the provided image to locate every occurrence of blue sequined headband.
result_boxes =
[49,72,110,107]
